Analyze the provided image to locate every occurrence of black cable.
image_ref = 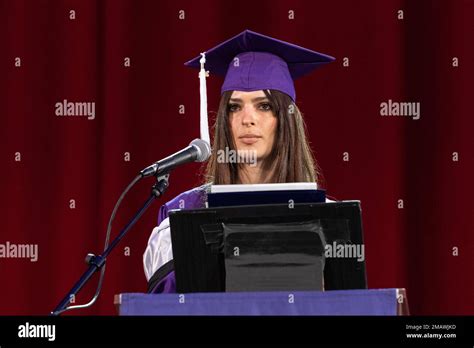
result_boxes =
[56,174,142,314]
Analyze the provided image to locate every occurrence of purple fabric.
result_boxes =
[150,185,208,294]
[222,52,296,100]
[119,289,402,316]
[151,271,176,293]
[157,185,207,226]
[184,30,335,101]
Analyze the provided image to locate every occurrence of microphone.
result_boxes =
[140,139,211,178]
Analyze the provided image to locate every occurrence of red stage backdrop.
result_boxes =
[0,0,472,315]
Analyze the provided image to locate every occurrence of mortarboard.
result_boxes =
[185,30,335,149]
[185,29,335,102]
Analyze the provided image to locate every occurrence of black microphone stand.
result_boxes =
[51,173,170,316]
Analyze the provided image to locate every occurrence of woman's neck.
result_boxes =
[238,162,273,184]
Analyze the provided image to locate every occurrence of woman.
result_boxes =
[143,30,335,292]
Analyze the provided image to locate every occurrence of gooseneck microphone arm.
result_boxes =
[140,139,211,178]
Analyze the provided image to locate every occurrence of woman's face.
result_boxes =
[228,90,278,161]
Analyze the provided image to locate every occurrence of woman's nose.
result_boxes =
[241,105,257,126]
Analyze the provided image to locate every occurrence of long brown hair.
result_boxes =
[203,89,320,185]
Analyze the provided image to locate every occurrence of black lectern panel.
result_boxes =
[169,201,367,293]
[223,220,326,291]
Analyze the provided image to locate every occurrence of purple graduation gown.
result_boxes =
[148,185,208,293]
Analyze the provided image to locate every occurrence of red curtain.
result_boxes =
[0,0,472,315]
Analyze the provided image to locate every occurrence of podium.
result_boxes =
[115,288,409,316]
[134,200,401,316]
[168,201,367,293]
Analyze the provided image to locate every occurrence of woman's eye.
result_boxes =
[258,103,272,111]
[228,104,241,112]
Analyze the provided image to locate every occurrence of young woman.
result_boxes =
[143,30,334,292]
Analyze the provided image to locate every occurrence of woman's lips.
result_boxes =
[239,136,261,145]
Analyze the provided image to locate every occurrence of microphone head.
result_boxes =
[190,138,211,162]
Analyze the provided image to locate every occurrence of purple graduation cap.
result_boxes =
[185,29,335,101]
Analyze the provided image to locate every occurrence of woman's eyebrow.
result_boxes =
[229,97,269,103]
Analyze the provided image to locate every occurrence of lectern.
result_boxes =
[169,201,366,292]
[115,289,409,315]
[116,200,410,315]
